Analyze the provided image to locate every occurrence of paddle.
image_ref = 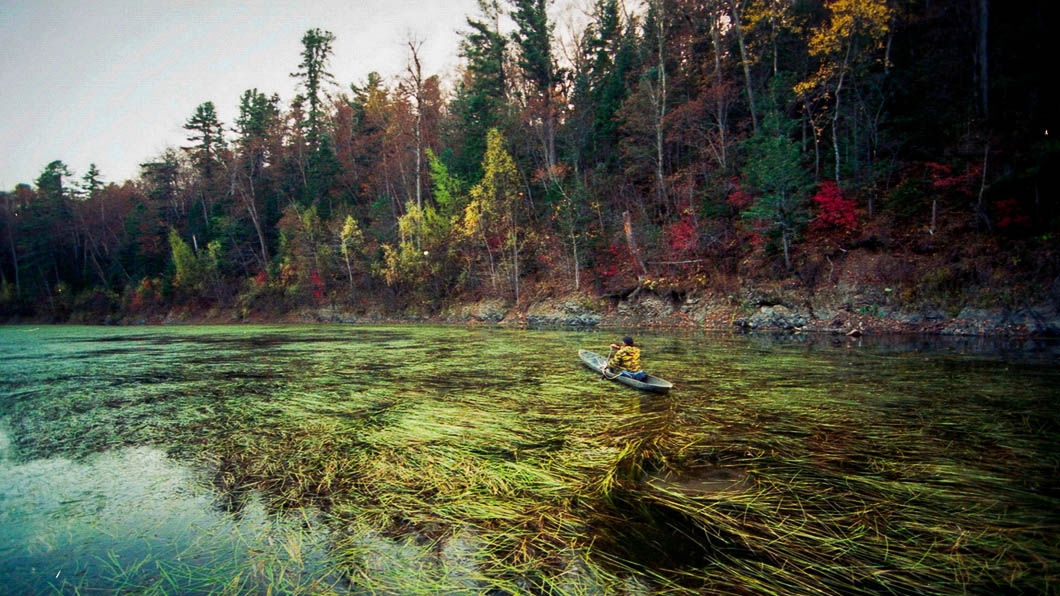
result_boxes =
[602,347,620,380]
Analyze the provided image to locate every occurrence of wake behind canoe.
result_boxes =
[579,349,673,393]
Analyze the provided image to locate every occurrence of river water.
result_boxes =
[0,325,1057,594]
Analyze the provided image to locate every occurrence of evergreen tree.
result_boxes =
[183,101,226,182]
[449,1,509,181]
[80,164,104,200]
[291,28,336,150]
[742,110,812,270]
[509,0,557,168]
[183,101,227,238]
[233,89,281,267]
[570,0,635,171]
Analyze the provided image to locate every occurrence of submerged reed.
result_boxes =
[1,325,1057,594]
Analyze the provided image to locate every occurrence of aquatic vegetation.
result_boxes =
[0,325,1057,594]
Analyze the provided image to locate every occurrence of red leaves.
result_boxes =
[310,270,325,303]
[993,198,1031,231]
[810,181,858,235]
[663,205,698,261]
[596,243,628,279]
[925,161,981,194]
[726,179,753,210]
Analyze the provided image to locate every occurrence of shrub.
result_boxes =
[810,181,858,235]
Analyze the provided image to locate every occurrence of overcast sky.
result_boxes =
[0,0,524,189]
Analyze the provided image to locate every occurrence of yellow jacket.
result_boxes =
[608,345,642,372]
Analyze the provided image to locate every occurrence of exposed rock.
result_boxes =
[941,307,1013,336]
[468,299,508,323]
[615,294,674,322]
[1003,307,1060,336]
[526,298,603,327]
[891,311,925,324]
[734,305,811,331]
[921,307,947,322]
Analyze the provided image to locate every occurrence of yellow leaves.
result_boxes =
[797,0,892,99]
[339,214,364,256]
[397,200,423,241]
[476,128,521,212]
[809,0,892,58]
[459,199,484,240]
[461,128,521,241]
[380,238,431,288]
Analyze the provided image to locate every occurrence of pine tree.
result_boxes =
[183,101,226,182]
[509,0,556,169]
[290,28,336,150]
[449,1,509,182]
[742,110,812,270]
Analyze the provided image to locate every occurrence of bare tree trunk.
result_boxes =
[7,208,20,296]
[832,40,853,186]
[511,223,519,302]
[977,0,989,117]
[709,6,722,76]
[199,190,210,234]
[730,0,758,134]
[406,39,425,250]
[344,249,354,292]
[571,232,580,290]
[482,229,497,291]
[708,7,727,170]
[245,176,270,269]
[652,0,667,211]
[770,3,778,76]
[623,210,648,281]
[805,100,821,180]
[976,144,992,231]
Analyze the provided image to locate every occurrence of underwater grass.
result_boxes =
[1,325,1058,594]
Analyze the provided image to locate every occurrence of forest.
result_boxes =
[0,0,1053,324]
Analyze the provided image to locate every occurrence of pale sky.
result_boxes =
[0,0,504,190]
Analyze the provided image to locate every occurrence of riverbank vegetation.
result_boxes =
[0,1,1055,324]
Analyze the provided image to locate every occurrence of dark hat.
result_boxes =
[622,336,634,346]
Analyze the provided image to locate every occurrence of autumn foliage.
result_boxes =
[810,182,858,235]
[0,0,1053,320]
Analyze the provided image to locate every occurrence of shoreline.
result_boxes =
[6,289,1058,339]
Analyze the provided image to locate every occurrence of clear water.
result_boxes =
[0,325,1057,594]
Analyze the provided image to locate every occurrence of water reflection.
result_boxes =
[0,440,340,595]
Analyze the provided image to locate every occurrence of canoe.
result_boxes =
[578,349,673,393]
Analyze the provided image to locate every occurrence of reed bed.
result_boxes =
[2,326,1057,594]
[198,346,1058,595]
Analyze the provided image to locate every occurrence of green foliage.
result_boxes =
[305,135,340,209]
[426,149,466,217]
[0,278,14,305]
[508,0,553,95]
[169,229,203,295]
[183,101,226,181]
[291,28,336,148]
[381,167,464,299]
[448,2,509,181]
[742,111,812,269]
[35,160,73,201]
[80,164,104,199]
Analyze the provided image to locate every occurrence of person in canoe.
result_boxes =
[607,336,648,381]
